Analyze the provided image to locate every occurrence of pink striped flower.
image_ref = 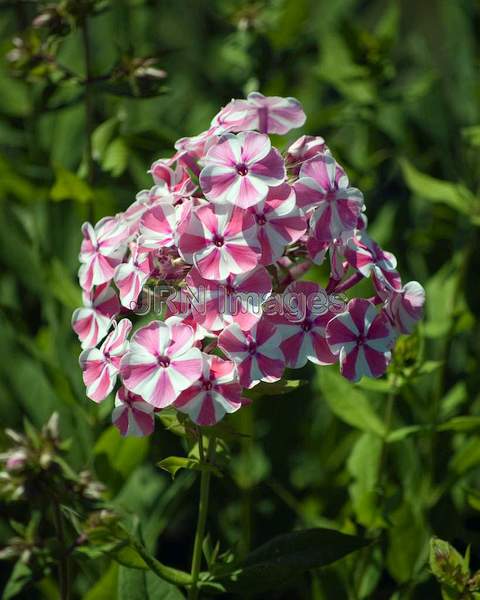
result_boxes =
[245,92,306,134]
[285,135,329,174]
[199,132,285,208]
[326,299,395,382]
[211,99,253,133]
[120,318,203,409]
[307,236,349,280]
[249,183,307,265]
[79,319,132,402]
[174,355,244,425]
[385,281,425,334]
[149,158,196,198]
[294,155,364,240]
[114,245,152,309]
[268,281,337,368]
[112,387,155,437]
[175,128,218,160]
[123,186,171,236]
[218,319,285,388]
[345,235,401,298]
[163,289,208,342]
[72,284,121,350]
[78,216,129,291]
[211,93,306,135]
[178,204,261,280]
[185,265,271,332]
[138,202,178,250]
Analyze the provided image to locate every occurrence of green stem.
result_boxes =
[52,502,71,600]
[354,377,397,597]
[129,538,193,586]
[189,432,215,600]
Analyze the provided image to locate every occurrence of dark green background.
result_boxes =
[0,0,479,598]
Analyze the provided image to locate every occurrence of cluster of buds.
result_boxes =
[0,414,103,504]
[72,93,425,436]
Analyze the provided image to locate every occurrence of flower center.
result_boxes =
[325,191,338,202]
[156,355,171,368]
[236,163,249,176]
[255,213,267,226]
[356,334,366,346]
[213,234,224,247]
[302,320,312,332]
[202,379,213,391]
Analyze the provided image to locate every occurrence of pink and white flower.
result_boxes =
[285,135,329,174]
[178,204,261,280]
[385,281,425,334]
[246,92,306,134]
[72,284,121,350]
[114,245,152,309]
[185,265,271,332]
[137,203,178,250]
[345,235,401,298]
[112,387,155,437]
[294,155,364,240]
[149,158,196,198]
[120,318,203,409]
[211,93,306,135]
[249,183,307,265]
[211,99,253,133]
[199,132,285,208]
[326,298,395,382]
[218,319,285,388]
[268,281,337,368]
[78,216,129,291]
[174,355,244,425]
[79,318,132,402]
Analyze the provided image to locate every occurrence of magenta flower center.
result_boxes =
[156,355,171,368]
[356,334,366,346]
[213,234,224,247]
[236,163,249,176]
[202,379,213,391]
[302,320,312,332]
[255,213,267,226]
[325,191,337,202]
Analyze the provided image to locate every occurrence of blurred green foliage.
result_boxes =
[0,0,479,598]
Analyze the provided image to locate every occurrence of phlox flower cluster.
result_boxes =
[73,92,425,437]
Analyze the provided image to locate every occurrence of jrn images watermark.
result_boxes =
[130,284,348,323]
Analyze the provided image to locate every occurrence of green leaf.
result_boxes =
[400,158,477,217]
[438,416,480,432]
[157,456,221,479]
[386,502,429,583]
[83,564,118,600]
[94,427,149,493]
[387,425,427,443]
[317,368,386,436]
[118,567,184,600]
[230,445,270,490]
[347,433,382,527]
[50,165,93,203]
[429,538,469,596]
[218,528,368,593]
[102,138,129,177]
[92,117,119,162]
[243,379,307,400]
[3,561,33,600]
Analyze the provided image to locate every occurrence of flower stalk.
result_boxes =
[189,432,216,600]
